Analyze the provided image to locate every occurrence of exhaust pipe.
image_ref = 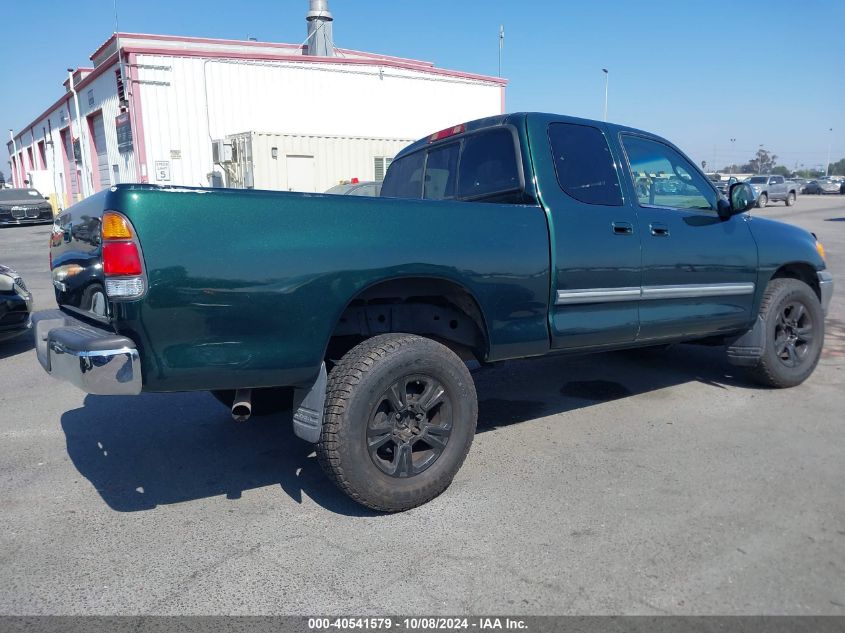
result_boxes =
[231,388,252,422]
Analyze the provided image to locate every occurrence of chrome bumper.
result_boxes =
[33,310,142,395]
[818,271,833,316]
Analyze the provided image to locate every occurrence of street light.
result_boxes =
[825,127,833,177]
[602,68,609,122]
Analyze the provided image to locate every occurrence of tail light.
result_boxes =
[101,211,146,299]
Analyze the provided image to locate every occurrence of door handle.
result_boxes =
[650,223,670,237]
[612,221,634,235]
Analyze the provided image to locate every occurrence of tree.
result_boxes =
[747,147,778,174]
[0,170,5,186]
[827,158,845,177]
[771,165,792,177]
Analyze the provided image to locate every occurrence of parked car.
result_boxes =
[34,112,833,512]
[325,180,382,197]
[803,179,841,195]
[745,175,799,207]
[0,188,54,225]
[0,265,33,342]
[712,176,739,197]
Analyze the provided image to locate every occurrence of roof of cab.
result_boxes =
[394,112,661,161]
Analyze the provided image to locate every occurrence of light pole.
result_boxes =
[729,138,736,175]
[602,68,609,122]
[825,127,833,177]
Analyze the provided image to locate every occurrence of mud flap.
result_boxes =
[726,315,766,366]
[292,362,327,443]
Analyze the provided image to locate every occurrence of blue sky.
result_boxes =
[1,0,843,177]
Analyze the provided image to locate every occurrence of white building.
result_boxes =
[6,6,506,208]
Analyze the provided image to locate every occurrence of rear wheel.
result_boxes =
[757,193,768,208]
[210,387,294,416]
[748,278,824,388]
[785,192,795,206]
[317,333,477,512]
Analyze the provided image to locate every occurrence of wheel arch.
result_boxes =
[322,275,492,363]
[770,261,821,301]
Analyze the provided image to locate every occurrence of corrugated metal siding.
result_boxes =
[136,53,502,189]
[12,62,138,203]
[227,132,413,192]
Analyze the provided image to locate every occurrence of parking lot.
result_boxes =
[1,195,843,615]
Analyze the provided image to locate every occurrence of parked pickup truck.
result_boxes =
[745,174,800,207]
[36,113,833,512]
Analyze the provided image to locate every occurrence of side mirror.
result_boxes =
[724,182,757,217]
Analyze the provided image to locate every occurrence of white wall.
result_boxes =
[136,54,503,188]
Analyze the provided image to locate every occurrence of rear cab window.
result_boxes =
[381,127,523,203]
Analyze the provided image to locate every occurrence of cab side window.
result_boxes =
[548,122,622,206]
[623,135,716,211]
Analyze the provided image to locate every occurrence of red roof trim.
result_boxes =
[91,32,437,68]
[123,45,507,85]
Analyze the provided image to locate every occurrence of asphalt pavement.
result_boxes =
[0,195,843,615]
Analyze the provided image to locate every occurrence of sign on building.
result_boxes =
[115,113,133,153]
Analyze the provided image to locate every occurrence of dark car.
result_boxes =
[0,188,54,225]
[0,265,33,342]
[50,212,107,315]
[324,180,382,196]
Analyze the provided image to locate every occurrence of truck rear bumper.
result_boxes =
[33,310,142,395]
[818,271,833,316]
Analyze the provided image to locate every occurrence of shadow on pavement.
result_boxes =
[61,343,758,515]
[0,329,34,360]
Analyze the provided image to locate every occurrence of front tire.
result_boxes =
[785,192,795,206]
[748,278,824,388]
[317,334,477,512]
[757,193,768,208]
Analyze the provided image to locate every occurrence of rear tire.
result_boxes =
[317,333,477,512]
[785,192,795,206]
[747,278,824,388]
[211,387,294,416]
[757,193,768,208]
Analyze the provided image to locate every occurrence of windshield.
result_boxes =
[0,188,43,201]
[748,177,767,184]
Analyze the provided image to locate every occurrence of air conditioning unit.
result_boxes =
[211,139,232,164]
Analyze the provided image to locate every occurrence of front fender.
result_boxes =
[747,215,826,309]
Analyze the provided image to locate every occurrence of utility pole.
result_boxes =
[729,138,736,175]
[498,25,504,78]
[825,127,833,177]
[602,68,609,122]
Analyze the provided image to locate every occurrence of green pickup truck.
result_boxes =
[36,112,833,512]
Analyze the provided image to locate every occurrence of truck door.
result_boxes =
[527,116,641,349]
[619,133,758,341]
[770,175,785,200]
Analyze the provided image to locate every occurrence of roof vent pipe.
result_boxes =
[306,0,335,57]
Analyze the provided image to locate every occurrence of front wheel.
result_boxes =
[785,192,795,206]
[317,333,477,512]
[757,193,768,208]
[748,278,824,388]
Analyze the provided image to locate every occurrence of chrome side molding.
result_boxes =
[556,282,756,305]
